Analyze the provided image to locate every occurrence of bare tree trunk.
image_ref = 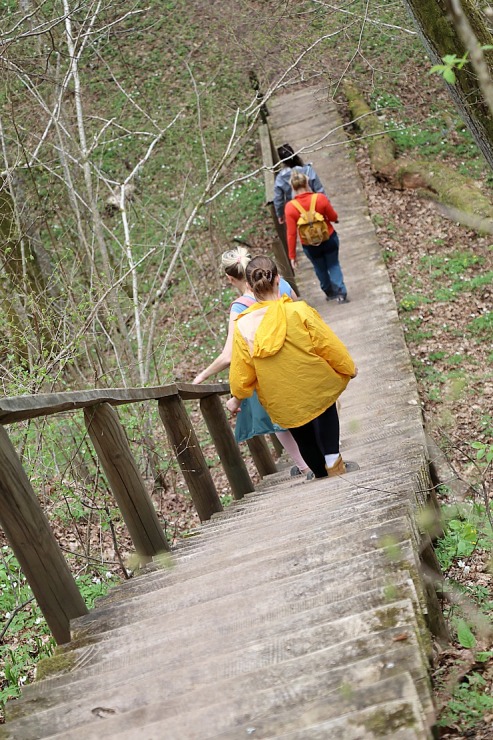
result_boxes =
[402,0,493,169]
[61,0,137,382]
[0,182,52,361]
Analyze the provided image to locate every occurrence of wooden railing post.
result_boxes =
[0,426,88,644]
[259,122,299,294]
[84,403,170,558]
[246,435,278,477]
[200,394,254,500]
[158,396,223,522]
[269,433,284,457]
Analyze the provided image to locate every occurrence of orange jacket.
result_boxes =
[285,191,338,260]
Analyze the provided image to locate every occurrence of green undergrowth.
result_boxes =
[434,496,493,730]
[0,548,114,714]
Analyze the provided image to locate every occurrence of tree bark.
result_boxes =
[344,81,493,221]
[402,0,493,169]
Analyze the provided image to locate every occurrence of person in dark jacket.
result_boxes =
[273,143,325,223]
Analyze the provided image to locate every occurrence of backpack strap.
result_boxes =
[230,295,256,312]
[291,199,307,215]
[291,194,318,215]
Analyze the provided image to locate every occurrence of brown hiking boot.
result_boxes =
[325,455,346,477]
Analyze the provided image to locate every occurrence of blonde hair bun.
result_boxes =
[290,168,309,191]
[221,246,252,276]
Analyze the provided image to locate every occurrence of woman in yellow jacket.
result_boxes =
[227,255,357,477]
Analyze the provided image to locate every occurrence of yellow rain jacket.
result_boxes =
[229,295,356,428]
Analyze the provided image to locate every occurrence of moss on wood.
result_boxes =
[34,651,76,682]
[343,81,396,173]
[402,0,493,168]
[344,81,493,222]
[358,702,418,733]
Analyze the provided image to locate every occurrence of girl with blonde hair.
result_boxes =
[193,246,312,477]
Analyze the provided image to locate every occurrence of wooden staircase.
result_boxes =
[4,462,437,738]
[0,85,445,738]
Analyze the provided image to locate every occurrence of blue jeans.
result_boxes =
[302,232,347,298]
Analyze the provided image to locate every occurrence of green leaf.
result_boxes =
[456,618,476,649]
[443,68,457,84]
[476,651,493,662]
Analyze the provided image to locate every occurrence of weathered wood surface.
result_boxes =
[0,382,229,424]
[246,434,278,477]
[158,395,223,522]
[0,427,88,645]
[259,122,276,202]
[200,394,254,499]
[1,86,441,738]
[84,403,170,557]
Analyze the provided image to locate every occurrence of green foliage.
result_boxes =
[430,53,470,84]
[381,247,396,264]
[370,91,403,111]
[430,47,493,85]
[399,293,430,311]
[419,250,483,276]
[436,498,493,572]
[0,547,116,714]
[471,441,493,465]
[467,311,493,339]
[436,516,478,570]
[372,214,385,227]
[438,672,493,730]
[454,617,476,649]
[0,548,54,709]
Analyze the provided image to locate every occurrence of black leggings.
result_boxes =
[289,403,340,479]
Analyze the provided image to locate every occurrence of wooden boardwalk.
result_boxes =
[1,86,441,739]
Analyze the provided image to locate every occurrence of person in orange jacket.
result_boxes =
[284,169,349,303]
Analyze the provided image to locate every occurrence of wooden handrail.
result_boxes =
[0,382,229,424]
[0,381,268,643]
[258,122,299,294]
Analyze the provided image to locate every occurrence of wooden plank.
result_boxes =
[246,435,278,477]
[0,426,88,644]
[84,404,170,559]
[269,433,284,457]
[259,123,275,203]
[200,395,254,500]
[0,386,179,424]
[268,203,298,291]
[158,396,223,522]
[176,382,230,401]
[0,384,231,424]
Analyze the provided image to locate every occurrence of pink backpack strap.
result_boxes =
[230,295,256,311]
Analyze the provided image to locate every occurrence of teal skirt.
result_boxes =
[234,390,285,443]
